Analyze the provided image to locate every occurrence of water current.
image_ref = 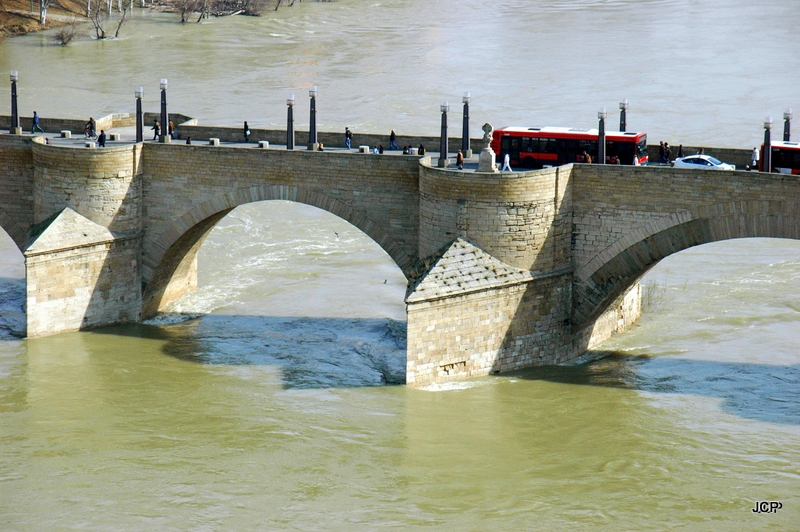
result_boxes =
[1,0,799,529]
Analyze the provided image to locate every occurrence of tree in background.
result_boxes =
[39,0,50,24]
[88,0,130,38]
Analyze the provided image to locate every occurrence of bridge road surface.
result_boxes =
[33,125,491,172]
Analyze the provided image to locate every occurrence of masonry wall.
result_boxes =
[0,135,34,248]
[418,161,572,271]
[578,281,642,351]
[31,141,143,234]
[25,237,141,337]
[406,272,573,386]
[406,273,643,387]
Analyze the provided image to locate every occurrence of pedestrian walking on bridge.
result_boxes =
[501,152,512,172]
[389,130,398,150]
[345,127,352,149]
[456,149,464,170]
[31,111,44,134]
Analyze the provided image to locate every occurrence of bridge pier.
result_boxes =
[406,161,642,385]
[405,239,576,386]
[24,138,143,337]
[25,209,141,337]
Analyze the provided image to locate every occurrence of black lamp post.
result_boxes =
[763,117,772,173]
[784,108,792,142]
[159,78,168,143]
[308,85,317,150]
[619,99,628,132]
[135,86,143,143]
[10,70,20,135]
[462,92,471,158]
[286,94,295,150]
[598,108,607,164]
[439,100,449,167]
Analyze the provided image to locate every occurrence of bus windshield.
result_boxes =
[637,136,647,158]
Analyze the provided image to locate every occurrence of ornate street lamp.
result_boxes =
[598,108,607,164]
[784,108,792,142]
[159,78,169,143]
[10,71,20,135]
[439,100,449,167]
[462,92,471,158]
[135,86,143,143]
[619,99,628,132]
[763,117,773,173]
[308,85,318,150]
[286,94,295,150]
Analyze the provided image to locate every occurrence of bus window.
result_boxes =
[522,137,534,152]
[607,140,634,164]
[557,139,581,164]
[578,139,596,160]
[502,137,522,162]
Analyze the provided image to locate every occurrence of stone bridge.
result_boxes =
[1,126,798,386]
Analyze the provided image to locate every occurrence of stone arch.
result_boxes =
[572,200,800,326]
[0,206,29,252]
[142,184,414,318]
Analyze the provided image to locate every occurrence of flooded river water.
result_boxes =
[1,0,799,529]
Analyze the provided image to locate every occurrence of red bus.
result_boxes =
[491,126,648,168]
[760,140,800,174]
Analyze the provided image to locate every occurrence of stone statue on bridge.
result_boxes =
[481,122,493,143]
[478,122,499,173]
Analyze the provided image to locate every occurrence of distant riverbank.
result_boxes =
[0,0,317,42]
[0,0,87,41]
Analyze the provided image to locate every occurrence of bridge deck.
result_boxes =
[35,126,494,172]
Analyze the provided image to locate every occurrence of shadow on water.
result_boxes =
[506,351,800,425]
[93,314,408,390]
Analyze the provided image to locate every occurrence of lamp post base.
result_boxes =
[464,149,473,158]
[438,158,450,168]
[10,127,22,135]
[307,143,319,151]
[159,135,171,144]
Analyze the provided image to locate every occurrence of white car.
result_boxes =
[671,154,735,170]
